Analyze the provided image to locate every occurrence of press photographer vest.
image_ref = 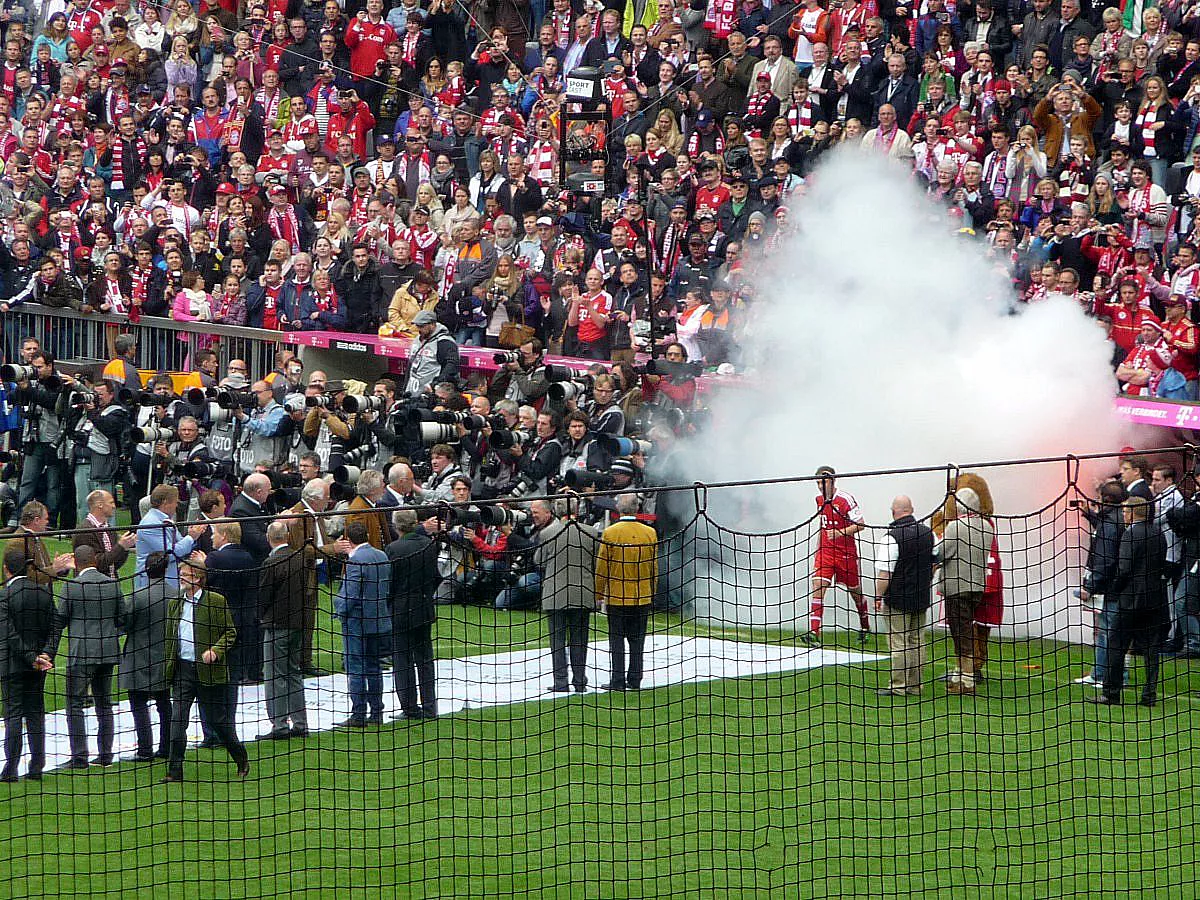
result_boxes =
[238,407,288,475]
[206,419,238,462]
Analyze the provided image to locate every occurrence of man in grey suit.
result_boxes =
[0,545,56,781]
[258,521,309,739]
[335,521,392,727]
[36,544,124,768]
[121,551,173,761]
[536,499,600,693]
[385,509,441,721]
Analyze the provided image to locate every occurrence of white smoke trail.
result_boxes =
[677,151,1133,636]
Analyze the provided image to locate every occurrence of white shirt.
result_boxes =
[179,589,202,662]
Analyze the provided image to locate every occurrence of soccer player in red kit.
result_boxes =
[805,466,871,646]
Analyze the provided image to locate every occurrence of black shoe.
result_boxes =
[23,772,41,782]
[800,632,821,648]
[547,684,570,693]
[198,737,221,750]
[90,756,114,768]
[132,752,156,763]
[258,728,292,741]
[153,749,169,760]
[367,713,385,725]
[302,667,331,678]
[339,717,367,728]
[1139,696,1157,708]
[573,684,587,693]
[236,759,251,779]
[161,772,184,783]
[419,708,438,720]
[1086,694,1121,706]
[0,772,17,783]
[601,682,626,692]
[62,758,89,770]
[858,629,871,646]
[394,710,422,721]
[289,726,309,738]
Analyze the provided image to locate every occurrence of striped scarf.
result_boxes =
[787,100,816,135]
[528,139,557,186]
[1136,105,1158,158]
[269,203,302,254]
[111,136,144,192]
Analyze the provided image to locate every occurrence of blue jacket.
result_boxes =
[335,544,393,634]
[135,507,196,589]
[292,284,348,331]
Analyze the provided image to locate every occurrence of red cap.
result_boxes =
[216,182,236,194]
[992,79,1012,92]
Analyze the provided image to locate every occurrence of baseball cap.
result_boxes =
[535,215,554,226]
[696,109,714,126]
[697,209,716,221]
[412,310,438,326]
[377,132,395,144]
[216,182,236,194]
[414,205,431,215]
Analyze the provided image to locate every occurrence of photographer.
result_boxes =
[583,374,625,436]
[641,343,699,416]
[490,338,551,406]
[128,375,180,524]
[514,411,564,496]
[69,379,130,524]
[14,351,73,526]
[460,397,520,499]
[558,410,607,485]
[304,381,356,473]
[234,380,289,477]
[404,310,460,398]
[159,416,217,518]
[423,442,466,502]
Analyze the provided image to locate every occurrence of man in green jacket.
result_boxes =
[161,553,249,784]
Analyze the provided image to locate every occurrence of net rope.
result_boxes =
[1,451,1198,897]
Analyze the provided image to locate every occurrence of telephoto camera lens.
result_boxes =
[0,364,36,382]
[342,394,387,414]
[493,349,522,364]
[333,464,362,485]
[131,425,176,443]
[419,422,458,445]
[305,394,337,410]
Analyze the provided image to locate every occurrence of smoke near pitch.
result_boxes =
[673,152,1129,635]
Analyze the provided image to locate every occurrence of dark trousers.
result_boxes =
[230,601,263,682]
[128,689,171,756]
[263,627,307,730]
[199,683,238,743]
[1103,610,1163,703]
[548,608,591,689]
[65,663,114,764]
[606,605,650,689]
[168,660,247,777]
[392,622,437,716]
[2,671,46,777]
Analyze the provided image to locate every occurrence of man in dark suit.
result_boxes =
[0,545,55,781]
[120,551,173,761]
[161,554,249,783]
[229,473,274,563]
[336,521,392,727]
[258,522,309,739]
[872,52,918,127]
[961,0,1011,64]
[581,9,631,68]
[386,510,440,720]
[1090,497,1170,707]
[37,545,124,768]
[206,521,262,735]
[73,489,136,578]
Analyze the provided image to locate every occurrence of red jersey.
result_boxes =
[324,102,376,159]
[67,9,102,51]
[344,15,396,78]
[262,283,284,329]
[577,290,612,344]
[695,184,731,215]
[1098,301,1158,352]
[815,489,862,556]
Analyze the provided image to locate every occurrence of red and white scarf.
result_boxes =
[787,100,816,134]
[104,277,127,315]
[527,138,556,187]
[255,87,282,124]
[1128,185,1154,244]
[402,32,420,66]
[549,9,572,47]
[269,203,302,254]
[1136,105,1158,158]
[111,136,145,192]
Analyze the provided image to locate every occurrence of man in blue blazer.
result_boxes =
[135,485,209,589]
[336,521,392,727]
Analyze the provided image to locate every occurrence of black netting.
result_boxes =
[1,454,1199,897]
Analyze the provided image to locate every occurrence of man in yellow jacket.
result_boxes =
[596,493,658,691]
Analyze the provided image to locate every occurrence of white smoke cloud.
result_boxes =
[677,151,1132,636]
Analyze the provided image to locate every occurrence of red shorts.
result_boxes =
[814,551,860,589]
